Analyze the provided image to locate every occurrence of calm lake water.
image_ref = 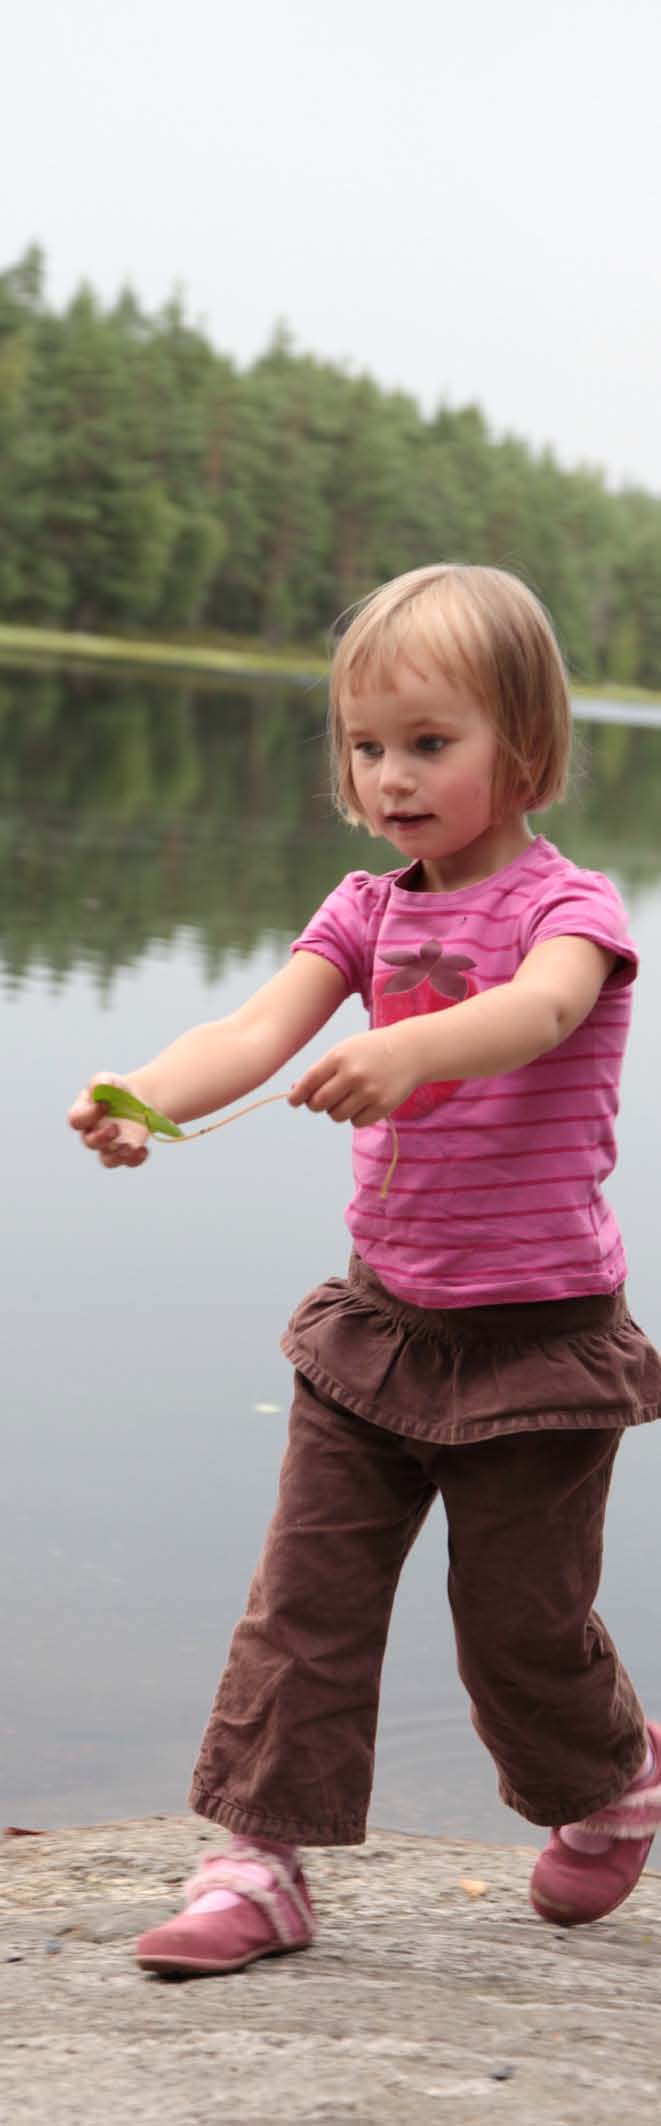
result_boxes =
[2,663,661,1845]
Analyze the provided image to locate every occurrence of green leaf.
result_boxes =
[92,1082,184,1139]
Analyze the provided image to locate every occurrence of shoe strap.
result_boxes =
[580,1777,661,1839]
[184,1849,309,1945]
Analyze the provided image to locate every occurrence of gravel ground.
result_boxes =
[2,1816,661,2124]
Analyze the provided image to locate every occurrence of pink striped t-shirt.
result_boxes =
[292,836,638,1307]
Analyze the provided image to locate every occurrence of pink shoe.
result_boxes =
[136,1846,316,1976]
[530,1721,661,1927]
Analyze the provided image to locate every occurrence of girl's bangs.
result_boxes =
[332,587,490,709]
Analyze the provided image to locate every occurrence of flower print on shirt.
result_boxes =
[372,941,478,1121]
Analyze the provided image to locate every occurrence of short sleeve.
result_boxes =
[520,867,638,989]
[291,871,391,1005]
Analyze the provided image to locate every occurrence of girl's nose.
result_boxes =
[378,750,417,796]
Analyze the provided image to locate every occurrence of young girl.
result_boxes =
[69,563,661,1972]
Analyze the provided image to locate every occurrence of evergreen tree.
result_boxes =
[0,246,660,686]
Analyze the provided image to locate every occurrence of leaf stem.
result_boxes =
[162,1090,291,1141]
[162,1090,400,1201]
[380,1119,400,1199]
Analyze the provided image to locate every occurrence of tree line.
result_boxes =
[2,246,661,687]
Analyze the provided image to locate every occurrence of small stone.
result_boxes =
[459,1877,488,1897]
[44,1939,63,1955]
[3,1825,46,1838]
[491,2064,515,2081]
[5,1950,24,1962]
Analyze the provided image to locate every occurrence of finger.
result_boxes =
[317,1090,384,1126]
[100,1139,146,1165]
[69,1098,102,1132]
[79,1122,120,1152]
[288,1060,336,1107]
[323,1095,363,1124]
[69,1072,120,1131]
[308,1082,346,1113]
[71,1063,129,1131]
[288,1079,324,1108]
[93,1114,147,1150]
[328,1100,384,1127]
[289,1080,335,1113]
[100,1140,147,1169]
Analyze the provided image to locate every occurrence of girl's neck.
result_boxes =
[418,815,535,893]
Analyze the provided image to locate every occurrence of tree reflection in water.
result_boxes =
[0,663,660,989]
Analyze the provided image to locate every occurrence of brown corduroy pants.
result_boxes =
[189,1372,647,1841]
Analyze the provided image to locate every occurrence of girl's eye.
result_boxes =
[353,741,382,759]
[415,735,446,754]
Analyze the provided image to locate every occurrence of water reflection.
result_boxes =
[2,665,661,989]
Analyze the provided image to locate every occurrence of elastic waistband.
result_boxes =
[347,1250,626,1351]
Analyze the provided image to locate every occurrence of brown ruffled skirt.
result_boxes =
[281,1249,661,1447]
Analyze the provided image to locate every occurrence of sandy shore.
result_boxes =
[2,1815,661,2123]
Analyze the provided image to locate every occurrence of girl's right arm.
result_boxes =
[68,951,349,1167]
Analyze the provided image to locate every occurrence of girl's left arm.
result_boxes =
[289,935,617,1126]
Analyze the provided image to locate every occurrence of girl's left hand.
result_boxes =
[288,1027,418,1127]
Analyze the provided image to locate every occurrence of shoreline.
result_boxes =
[1,621,661,704]
[3,1814,661,2121]
[0,622,325,681]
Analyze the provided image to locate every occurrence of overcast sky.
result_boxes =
[5,0,660,491]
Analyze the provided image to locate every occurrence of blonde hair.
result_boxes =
[328,563,572,825]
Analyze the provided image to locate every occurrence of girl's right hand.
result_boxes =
[68,1072,150,1169]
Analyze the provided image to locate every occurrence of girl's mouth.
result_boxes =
[386,813,433,827]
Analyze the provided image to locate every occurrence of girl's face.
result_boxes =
[342,662,530,889]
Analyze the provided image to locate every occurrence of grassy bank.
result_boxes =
[0,621,660,703]
[0,622,326,680]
